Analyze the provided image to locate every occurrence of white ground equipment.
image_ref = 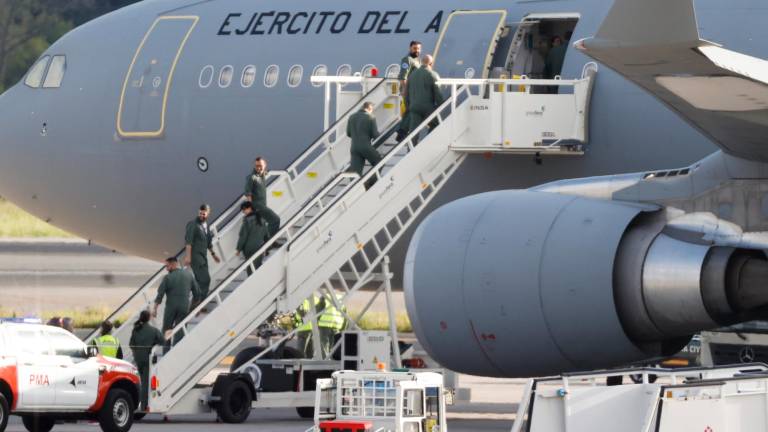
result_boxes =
[83,10,597,421]
[310,369,447,432]
[512,364,768,432]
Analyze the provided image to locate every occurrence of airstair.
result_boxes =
[85,65,597,417]
[512,364,768,432]
[84,76,402,353]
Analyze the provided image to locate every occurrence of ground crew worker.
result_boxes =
[347,101,382,190]
[184,204,220,304]
[407,55,445,145]
[294,295,322,358]
[395,40,422,142]
[244,157,281,239]
[236,202,269,275]
[93,320,123,359]
[545,35,567,93]
[130,310,165,412]
[317,292,347,357]
[153,257,199,346]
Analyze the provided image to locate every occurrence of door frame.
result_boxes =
[116,15,199,139]
[433,10,508,79]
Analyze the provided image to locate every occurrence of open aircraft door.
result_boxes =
[433,10,508,79]
[117,16,198,138]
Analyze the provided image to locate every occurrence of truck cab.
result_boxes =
[0,322,140,432]
[313,370,447,432]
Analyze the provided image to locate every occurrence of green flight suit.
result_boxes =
[406,66,445,144]
[245,170,281,238]
[185,218,214,300]
[155,268,199,335]
[237,213,269,275]
[396,54,421,138]
[347,110,382,189]
[545,44,567,93]
[129,322,164,410]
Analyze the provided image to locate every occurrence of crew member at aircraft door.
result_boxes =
[545,36,567,93]
[244,157,281,239]
[130,309,165,412]
[184,204,220,306]
[236,201,269,276]
[395,40,422,142]
[153,256,199,346]
[347,101,382,190]
[92,320,123,359]
[407,55,444,145]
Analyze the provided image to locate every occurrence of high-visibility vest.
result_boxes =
[294,296,320,332]
[318,293,346,331]
[95,334,120,358]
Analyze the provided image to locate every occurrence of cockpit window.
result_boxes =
[25,56,50,88]
[42,55,66,88]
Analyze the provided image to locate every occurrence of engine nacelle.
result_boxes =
[404,190,768,378]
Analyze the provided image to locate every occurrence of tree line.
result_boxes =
[0,0,140,93]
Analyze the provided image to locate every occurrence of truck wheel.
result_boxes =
[21,416,55,432]
[0,393,8,432]
[296,407,315,419]
[216,380,252,424]
[98,388,134,432]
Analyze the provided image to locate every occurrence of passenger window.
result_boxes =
[385,64,400,78]
[361,64,376,77]
[337,64,352,77]
[287,65,303,87]
[264,65,279,88]
[241,65,257,88]
[218,65,233,88]
[42,55,66,88]
[47,330,87,359]
[311,65,327,87]
[199,65,214,88]
[15,329,49,356]
[24,56,50,88]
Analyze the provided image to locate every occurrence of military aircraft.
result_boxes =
[0,0,765,379]
[0,0,719,262]
[405,0,768,377]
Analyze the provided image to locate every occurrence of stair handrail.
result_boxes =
[84,78,397,343]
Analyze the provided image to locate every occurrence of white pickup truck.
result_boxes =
[0,322,140,432]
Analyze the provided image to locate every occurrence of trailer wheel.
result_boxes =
[216,380,252,424]
[296,407,315,419]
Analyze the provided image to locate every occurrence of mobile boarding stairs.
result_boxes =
[85,66,597,418]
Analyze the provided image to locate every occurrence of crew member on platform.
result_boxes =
[407,54,444,144]
[395,40,422,142]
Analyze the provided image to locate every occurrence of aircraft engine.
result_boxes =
[404,190,768,377]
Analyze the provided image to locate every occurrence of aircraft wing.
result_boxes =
[578,0,768,162]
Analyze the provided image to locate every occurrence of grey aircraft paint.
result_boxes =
[0,0,752,270]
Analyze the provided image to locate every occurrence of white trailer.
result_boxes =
[512,363,768,432]
[311,369,448,432]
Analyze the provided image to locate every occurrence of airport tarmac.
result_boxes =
[0,239,524,431]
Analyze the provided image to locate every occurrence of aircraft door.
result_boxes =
[117,16,198,138]
[433,10,508,79]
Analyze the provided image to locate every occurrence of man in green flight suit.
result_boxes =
[130,309,165,412]
[236,201,270,276]
[184,204,220,305]
[347,101,382,190]
[407,54,445,145]
[244,157,281,239]
[153,256,200,347]
[395,40,422,142]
